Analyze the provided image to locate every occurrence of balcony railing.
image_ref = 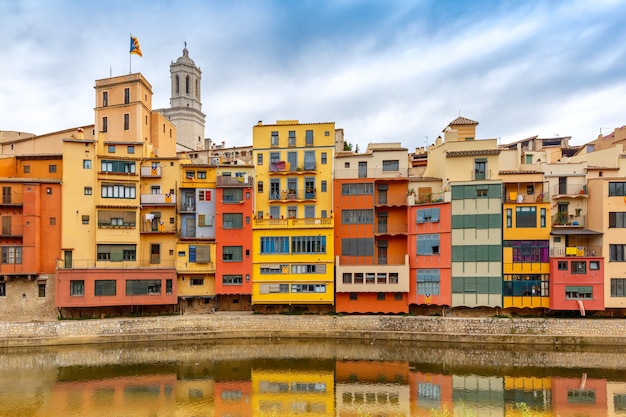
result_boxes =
[217,176,253,187]
[552,213,586,227]
[550,246,602,257]
[140,166,161,177]
[57,259,176,269]
[337,255,407,266]
[253,217,333,229]
[552,184,587,197]
[0,194,23,206]
[140,193,176,205]
[375,224,408,235]
[269,190,316,201]
[376,194,408,206]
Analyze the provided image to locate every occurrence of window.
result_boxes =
[540,208,546,227]
[516,206,537,228]
[571,261,586,274]
[259,284,289,294]
[288,130,296,146]
[223,188,243,203]
[84,187,92,195]
[188,245,210,263]
[70,280,84,296]
[257,153,263,165]
[260,265,281,274]
[223,246,243,262]
[271,131,279,146]
[101,160,136,174]
[38,283,46,297]
[124,87,130,104]
[197,171,206,179]
[304,151,315,170]
[82,215,89,224]
[609,212,626,228]
[417,234,440,255]
[589,261,600,270]
[382,160,399,171]
[291,236,326,254]
[190,278,204,286]
[126,280,162,295]
[49,164,57,173]
[354,273,364,284]
[474,159,486,180]
[358,162,367,178]
[321,152,327,164]
[95,280,116,296]
[291,284,326,293]
[349,292,358,300]
[98,210,135,227]
[611,278,626,297]
[342,183,374,195]
[0,282,5,297]
[223,213,243,229]
[506,208,512,228]
[291,264,326,274]
[416,208,440,223]
[417,269,441,296]
[260,236,289,254]
[342,238,374,256]
[50,217,56,225]
[127,145,134,154]
[198,190,211,201]
[565,286,592,299]
[102,116,108,133]
[342,209,373,224]
[223,275,243,285]
[186,171,195,180]
[123,113,130,130]
[343,273,352,284]
[610,244,626,262]
[377,293,385,301]
[609,182,626,196]
[101,184,136,199]
[103,91,108,106]
[23,165,30,174]
[305,130,313,146]
[558,261,568,270]
[97,244,136,261]
[1,247,22,264]
[320,180,327,193]
[83,160,92,169]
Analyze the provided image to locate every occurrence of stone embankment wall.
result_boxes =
[2,314,626,347]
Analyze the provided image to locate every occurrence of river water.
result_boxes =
[0,338,625,416]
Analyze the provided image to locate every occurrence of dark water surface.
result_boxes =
[0,338,625,416]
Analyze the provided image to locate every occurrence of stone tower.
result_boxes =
[158,46,206,151]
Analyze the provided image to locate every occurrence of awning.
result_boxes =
[550,229,602,235]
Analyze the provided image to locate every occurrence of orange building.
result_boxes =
[334,143,410,314]
[215,165,254,310]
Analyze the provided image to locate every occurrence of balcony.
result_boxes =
[0,225,23,237]
[269,161,316,175]
[375,224,408,236]
[552,213,585,227]
[375,194,408,207]
[140,166,161,178]
[552,184,587,197]
[216,175,253,187]
[140,193,176,206]
[57,258,176,269]
[140,221,177,234]
[180,201,196,213]
[337,254,407,266]
[268,190,316,202]
[335,254,410,293]
[0,194,23,206]
[253,217,333,229]
[550,246,602,257]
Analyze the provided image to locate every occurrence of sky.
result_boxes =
[2,0,626,151]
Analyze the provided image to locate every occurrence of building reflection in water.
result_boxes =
[1,341,626,416]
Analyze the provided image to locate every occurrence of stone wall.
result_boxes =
[1,314,626,347]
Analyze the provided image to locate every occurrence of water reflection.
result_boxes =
[0,339,625,416]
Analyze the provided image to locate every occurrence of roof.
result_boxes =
[448,116,479,126]
[499,170,544,175]
[550,229,602,235]
[446,149,501,158]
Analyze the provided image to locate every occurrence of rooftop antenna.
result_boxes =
[424,136,429,148]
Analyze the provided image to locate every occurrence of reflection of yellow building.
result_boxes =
[174,378,215,417]
[504,376,552,416]
[251,369,334,416]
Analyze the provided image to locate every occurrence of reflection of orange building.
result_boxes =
[409,371,453,415]
[335,360,410,416]
[40,374,177,417]
[552,375,607,417]
[214,380,252,417]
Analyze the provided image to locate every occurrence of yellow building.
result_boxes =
[176,163,218,313]
[57,73,179,316]
[251,120,335,311]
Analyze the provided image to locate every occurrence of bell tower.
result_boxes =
[157,44,206,151]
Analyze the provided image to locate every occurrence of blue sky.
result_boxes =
[1,0,626,150]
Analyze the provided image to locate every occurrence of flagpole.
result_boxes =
[129,33,132,74]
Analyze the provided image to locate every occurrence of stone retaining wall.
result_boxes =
[1,314,626,347]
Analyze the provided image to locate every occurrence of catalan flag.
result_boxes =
[130,36,142,57]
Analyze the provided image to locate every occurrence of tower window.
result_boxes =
[124,88,130,104]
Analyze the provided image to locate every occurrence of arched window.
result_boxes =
[175,75,180,94]
[195,79,199,99]
[186,75,190,94]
